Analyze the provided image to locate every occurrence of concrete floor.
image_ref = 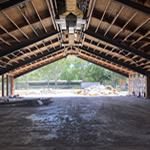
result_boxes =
[0,96,150,150]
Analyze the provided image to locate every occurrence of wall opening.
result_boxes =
[14,56,128,97]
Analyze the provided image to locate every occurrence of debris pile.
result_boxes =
[0,96,52,107]
[77,85,119,96]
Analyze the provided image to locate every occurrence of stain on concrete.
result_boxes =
[0,96,150,150]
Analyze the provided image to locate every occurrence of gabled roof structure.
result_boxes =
[0,0,150,78]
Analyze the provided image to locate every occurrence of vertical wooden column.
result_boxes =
[2,75,5,97]
[128,75,130,95]
[6,75,14,96]
[6,75,9,96]
[11,76,14,96]
[146,74,150,99]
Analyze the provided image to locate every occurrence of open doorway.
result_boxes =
[14,56,128,97]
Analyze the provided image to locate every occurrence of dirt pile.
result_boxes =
[77,85,119,96]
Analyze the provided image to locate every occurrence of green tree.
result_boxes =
[15,56,127,89]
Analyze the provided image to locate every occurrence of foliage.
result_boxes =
[16,56,127,87]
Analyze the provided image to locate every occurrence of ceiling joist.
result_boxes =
[0,31,58,58]
[0,0,29,12]
[79,55,129,77]
[84,28,150,60]
[80,46,148,75]
[113,0,150,17]
[0,0,150,77]
[14,55,64,78]
[0,47,64,75]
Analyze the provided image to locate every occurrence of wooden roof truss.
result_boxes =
[0,0,149,77]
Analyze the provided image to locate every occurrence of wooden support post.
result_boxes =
[6,75,14,96]
[11,76,14,96]
[128,75,130,95]
[6,75,9,96]
[2,75,5,97]
[146,74,150,99]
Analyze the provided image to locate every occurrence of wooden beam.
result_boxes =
[46,0,57,30]
[113,12,137,39]
[31,0,47,33]
[17,6,39,36]
[84,28,150,60]
[86,0,96,29]
[14,56,64,78]
[93,9,145,36]
[11,76,14,96]
[80,46,148,75]
[104,6,124,36]
[11,51,64,75]
[84,38,132,62]
[3,11,29,39]
[0,0,29,12]
[6,75,9,96]
[0,14,50,36]
[2,75,5,97]
[0,25,20,43]
[146,74,150,98]
[79,51,133,74]
[95,0,111,33]
[128,76,130,95]
[78,56,128,77]
[0,31,58,58]
[113,0,150,17]
[0,47,63,75]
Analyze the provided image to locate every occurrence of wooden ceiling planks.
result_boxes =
[0,0,150,77]
[12,50,65,78]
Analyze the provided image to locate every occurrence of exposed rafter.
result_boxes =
[84,27,150,60]
[92,9,145,36]
[14,55,64,78]
[0,47,64,75]
[0,0,29,12]
[0,0,150,78]
[11,47,134,78]
[79,56,128,77]
[0,31,58,58]
[79,50,134,74]
[113,0,150,17]
[79,46,148,75]
[78,49,132,76]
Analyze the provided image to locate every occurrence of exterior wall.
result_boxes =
[128,74,146,97]
[81,82,100,89]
